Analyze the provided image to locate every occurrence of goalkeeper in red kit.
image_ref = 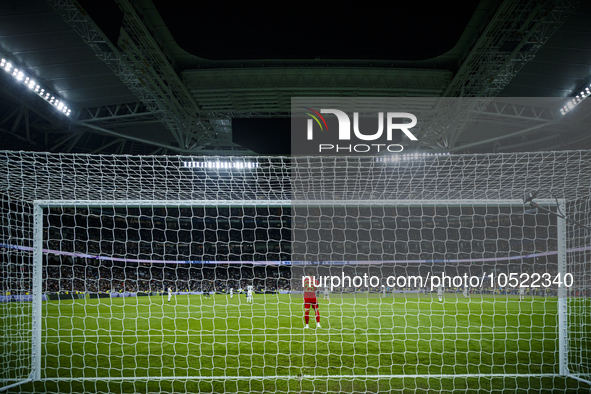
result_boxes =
[303,269,321,329]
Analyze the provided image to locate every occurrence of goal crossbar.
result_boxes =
[33,199,559,207]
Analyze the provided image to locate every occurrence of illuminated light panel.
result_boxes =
[183,161,260,169]
[561,82,591,115]
[0,56,72,117]
[376,152,450,162]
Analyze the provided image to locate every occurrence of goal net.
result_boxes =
[0,151,590,393]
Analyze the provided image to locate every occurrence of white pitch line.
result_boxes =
[45,303,549,309]
[41,309,549,317]
[37,373,561,382]
[37,330,557,339]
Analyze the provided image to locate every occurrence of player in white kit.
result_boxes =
[437,285,443,302]
[246,285,254,303]
[167,287,172,302]
[230,287,234,299]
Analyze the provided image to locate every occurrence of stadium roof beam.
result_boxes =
[89,137,125,154]
[429,0,578,148]
[0,104,28,135]
[490,128,591,152]
[448,117,561,153]
[116,1,212,142]
[183,68,452,117]
[75,102,164,127]
[73,121,256,155]
[0,125,36,146]
[50,129,85,152]
[474,100,557,123]
[49,0,218,150]
[491,133,562,152]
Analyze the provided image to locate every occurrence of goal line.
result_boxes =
[39,328,558,337]
[40,373,563,382]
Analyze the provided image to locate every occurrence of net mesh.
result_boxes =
[0,151,589,393]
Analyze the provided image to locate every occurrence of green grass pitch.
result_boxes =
[2,294,588,392]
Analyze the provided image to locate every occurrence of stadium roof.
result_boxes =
[0,0,588,155]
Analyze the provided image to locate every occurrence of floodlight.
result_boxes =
[0,54,73,117]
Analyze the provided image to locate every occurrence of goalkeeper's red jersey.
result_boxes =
[303,277,318,300]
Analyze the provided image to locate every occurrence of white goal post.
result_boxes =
[1,151,590,393]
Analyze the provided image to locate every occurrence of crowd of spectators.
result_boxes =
[1,251,588,297]
[41,255,291,294]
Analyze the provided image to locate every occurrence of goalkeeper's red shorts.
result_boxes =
[304,298,318,308]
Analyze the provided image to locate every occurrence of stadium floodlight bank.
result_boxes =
[0,151,590,393]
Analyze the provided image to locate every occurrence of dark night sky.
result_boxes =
[152,1,479,61]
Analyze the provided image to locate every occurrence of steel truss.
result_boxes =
[49,0,222,150]
[427,0,578,148]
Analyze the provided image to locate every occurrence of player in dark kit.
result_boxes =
[303,269,321,329]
